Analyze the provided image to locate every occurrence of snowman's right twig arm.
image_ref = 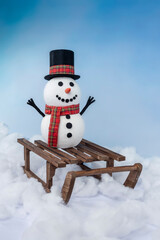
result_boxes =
[27,98,45,117]
[80,96,95,115]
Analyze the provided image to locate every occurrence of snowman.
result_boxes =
[27,49,95,148]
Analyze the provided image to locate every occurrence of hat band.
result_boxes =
[49,65,74,75]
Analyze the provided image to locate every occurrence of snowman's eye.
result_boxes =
[58,81,63,86]
[69,82,74,87]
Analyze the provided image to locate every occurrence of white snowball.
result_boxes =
[43,77,81,106]
[41,77,84,148]
[41,114,85,148]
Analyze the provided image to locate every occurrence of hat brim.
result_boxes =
[44,74,80,80]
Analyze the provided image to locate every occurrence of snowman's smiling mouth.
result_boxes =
[56,94,78,103]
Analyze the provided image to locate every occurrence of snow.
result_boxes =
[0,122,160,240]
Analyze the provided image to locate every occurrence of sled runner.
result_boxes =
[17,138,142,203]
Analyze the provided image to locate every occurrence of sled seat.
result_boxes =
[17,138,142,203]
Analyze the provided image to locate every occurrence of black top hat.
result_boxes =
[44,49,80,80]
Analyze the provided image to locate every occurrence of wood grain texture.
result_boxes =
[46,162,56,189]
[78,163,101,180]
[124,163,142,188]
[24,147,30,171]
[61,171,76,204]
[76,143,109,161]
[18,138,142,204]
[61,163,142,203]
[81,139,125,161]
[64,147,94,162]
[106,158,114,176]
[74,164,140,177]
[18,138,66,168]
[35,140,76,164]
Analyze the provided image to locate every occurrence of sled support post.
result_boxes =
[106,157,114,176]
[24,147,30,171]
[17,138,66,193]
[46,162,56,189]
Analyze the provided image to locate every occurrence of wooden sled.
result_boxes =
[17,138,142,203]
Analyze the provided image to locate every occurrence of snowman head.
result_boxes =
[44,77,81,106]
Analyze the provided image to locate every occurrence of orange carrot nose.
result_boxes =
[65,88,71,94]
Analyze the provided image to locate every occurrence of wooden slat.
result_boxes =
[39,147,66,167]
[35,140,70,164]
[34,140,77,164]
[64,147,94,162]
[18,138,66,168]
[77,143,109,161]
[58,149,79,164]
[81,139,125,161]
[73,148,94,162]
[62,148,84,162]
[22,166,50,193]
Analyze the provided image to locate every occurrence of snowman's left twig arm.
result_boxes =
[80,96,95,115]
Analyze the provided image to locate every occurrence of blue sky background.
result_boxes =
[1,0,160,156]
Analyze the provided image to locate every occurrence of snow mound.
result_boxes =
[0,122,159,240]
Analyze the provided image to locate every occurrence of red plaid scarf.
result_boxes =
[45,104,80,147]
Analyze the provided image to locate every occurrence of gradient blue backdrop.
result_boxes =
[1,0,160,156]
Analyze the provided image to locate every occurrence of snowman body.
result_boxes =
[41,77,85,148]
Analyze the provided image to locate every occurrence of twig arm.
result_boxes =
[27,98,45,117]
[80,96,95,115]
